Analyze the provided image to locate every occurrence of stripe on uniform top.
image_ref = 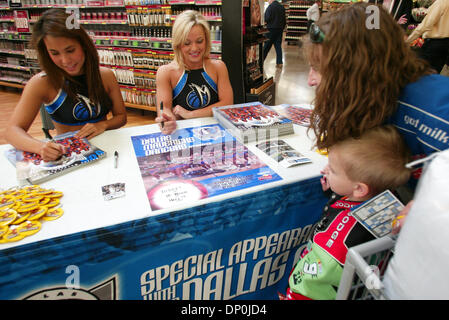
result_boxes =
[44,89,68,114]
[201,70,217,92]
[173,71,188,99]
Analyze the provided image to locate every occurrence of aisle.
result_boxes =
[264,41,315,105]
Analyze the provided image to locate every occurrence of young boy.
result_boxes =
[283,125,411,300]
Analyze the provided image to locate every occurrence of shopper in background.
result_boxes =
[391,0,413,28]
[306,0,320,32]
[263,0,286,68]
[369,0,413,29]
[281,125,411,300]
[4,9,127,161]
[155,10,233,135]
[305,3,449,162]
[406,0,449,73]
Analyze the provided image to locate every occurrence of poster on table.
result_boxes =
[130,124,282,211]
[0,176,327,300]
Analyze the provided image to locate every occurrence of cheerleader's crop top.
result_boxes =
[43,74,111,126]
[172,66,219,111]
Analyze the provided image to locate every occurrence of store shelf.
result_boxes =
[0,63,29,71]
[285,0,316,45]
[0,48,24,55]
[124,101,156,111]
[0,79,25,88]
[0,0,224,111]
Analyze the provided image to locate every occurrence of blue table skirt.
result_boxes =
[0,176,327,300]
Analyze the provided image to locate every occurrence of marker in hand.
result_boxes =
[114,151,119,169]
[160,101,164,129]
[47,139,66,161]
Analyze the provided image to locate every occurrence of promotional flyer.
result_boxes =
[131,124,282,211]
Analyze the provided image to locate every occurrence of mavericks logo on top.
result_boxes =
[186,84,211,109]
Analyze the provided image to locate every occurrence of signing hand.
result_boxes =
[40,141,66,162]
[75,122,108,140]
[156,112,177,135]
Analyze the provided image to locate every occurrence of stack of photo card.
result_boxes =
[271,104,313,127]
[213,102,294,144]
[256,139,312,168]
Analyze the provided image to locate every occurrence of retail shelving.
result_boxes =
[0,0,223,112]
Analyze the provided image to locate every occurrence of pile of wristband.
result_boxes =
[0,185,64,244]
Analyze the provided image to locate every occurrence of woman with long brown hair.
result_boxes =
[5,9,126,161]
[306,2,449,160]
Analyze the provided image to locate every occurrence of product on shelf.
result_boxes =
[0,0,224,111]
[285,0,314,43]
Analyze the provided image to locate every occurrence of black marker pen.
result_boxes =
[114,151,119,169]
[160,101,164,129]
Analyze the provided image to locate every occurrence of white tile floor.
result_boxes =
[263,40,316,106]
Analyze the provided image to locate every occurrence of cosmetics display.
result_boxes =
[121,87,156,107]
[97,47,172,107]
[24,47,37,60]
[80,9,128,22]
[21,0,84,5]
[123,0,168,5]
[285,0,312,43]
[126,7,171,27]
[0,11,14,20]
[0,39,25,52]
[0,68,32,84]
